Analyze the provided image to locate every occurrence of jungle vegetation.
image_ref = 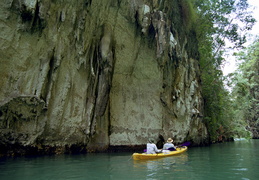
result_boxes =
[189,0,257,141]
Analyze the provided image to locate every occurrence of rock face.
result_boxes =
[0,0,208,155]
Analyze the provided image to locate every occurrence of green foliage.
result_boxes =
[194,0,255,63]
[228,38,259,138]
[190,0,256,141]
[178,0,198,30]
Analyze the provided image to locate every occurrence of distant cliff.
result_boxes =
[0,0,208,156]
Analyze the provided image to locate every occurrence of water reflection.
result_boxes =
[133,154,189,179]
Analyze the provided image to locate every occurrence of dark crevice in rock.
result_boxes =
[15,0,46,33]
[147,23,156,46]
[41,51,55,104]
[85,0,92,7]
[20,4,33,22]
[85,44,100,136]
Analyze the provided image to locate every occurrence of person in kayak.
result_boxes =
[163,138,176,151]
[146,138,162,154]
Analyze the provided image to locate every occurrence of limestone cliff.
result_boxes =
[0,0,208,155]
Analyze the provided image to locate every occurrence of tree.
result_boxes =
[191,0,256,141]
[228,38,259,138]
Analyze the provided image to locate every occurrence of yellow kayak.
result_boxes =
[132,146,187,160]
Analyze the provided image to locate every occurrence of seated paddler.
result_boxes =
[146,138,162,154]
[163,138,176,151]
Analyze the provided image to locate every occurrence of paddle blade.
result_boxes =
[180,142,191,146]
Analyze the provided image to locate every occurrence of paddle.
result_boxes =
[179,141,191,147]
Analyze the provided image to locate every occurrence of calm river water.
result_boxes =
[0,139,258,180]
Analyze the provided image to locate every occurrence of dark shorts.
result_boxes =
[168,147,176,151]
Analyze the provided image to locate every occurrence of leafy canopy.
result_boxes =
[228,38,259,138]
[191,0,255,141]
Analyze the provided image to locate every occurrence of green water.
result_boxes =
[1,139,258,180]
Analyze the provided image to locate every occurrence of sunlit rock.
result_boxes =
[0,0,208,155]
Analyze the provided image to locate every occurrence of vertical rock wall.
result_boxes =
[0,0,208,155]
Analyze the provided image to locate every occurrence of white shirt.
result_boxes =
[163,142,175,150]
[146,143,161,154]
